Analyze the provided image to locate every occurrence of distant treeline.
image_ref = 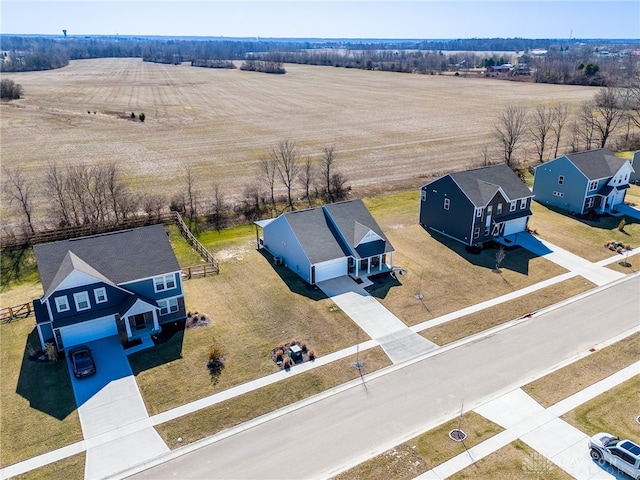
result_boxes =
[1,35,638,86]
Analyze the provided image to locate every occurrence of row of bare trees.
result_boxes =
[494,82,640,167]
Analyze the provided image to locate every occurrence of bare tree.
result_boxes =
[142,193,166,219]
[494,106,528,167]
[626,71,640,130]
[322,146,337,202]
[242,182,263,221]
[210,182,226,230]
[184,164,198,224]
[45,163,71,227]
[575,103,597,151]
[550,102,569,158]
[300,158,314,207]
[592,87,626,148]
[272,140,301,211]
[330,172,349,201]
[259,155,278,215]
[529,105,554,163]
[3,166,36,234]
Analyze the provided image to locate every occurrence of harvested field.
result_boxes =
[1,58,599,224]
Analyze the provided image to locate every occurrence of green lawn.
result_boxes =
[12,453,85,480]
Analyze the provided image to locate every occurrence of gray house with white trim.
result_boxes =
[32,225,186,351]
[630,151,640,184]
[258,199,394,285]
[532,148,634,215]
[419,164,534,246]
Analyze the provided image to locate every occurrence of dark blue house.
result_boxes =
[419,164,534,246]
[32,225,186,351]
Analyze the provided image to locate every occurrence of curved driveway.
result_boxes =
[130,273,640,480]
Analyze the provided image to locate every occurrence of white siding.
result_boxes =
[314,258,348,283]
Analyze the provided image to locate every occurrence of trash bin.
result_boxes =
[289,344,303,363]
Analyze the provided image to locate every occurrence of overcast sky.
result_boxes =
[2,1,639,39]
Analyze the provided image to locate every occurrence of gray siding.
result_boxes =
[263,215,312,283]
[533,156,588,213]
[420,176,476,245]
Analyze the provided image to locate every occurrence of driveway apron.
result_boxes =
[318,276,438,363]
[67,335,168,479]
[513,233,625,286]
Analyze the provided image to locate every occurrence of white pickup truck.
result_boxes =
[589,432,640,480]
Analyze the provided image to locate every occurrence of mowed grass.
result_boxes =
[421,275,595,345]
[363,192,569,326]
[562,377,640,443]
[155,347,392,449]
[1,57,601,221]
[527,186,640,262]
[523,332,639,408]
[334,412,503,480]
[12,453,85,480]
[449,440,574,480]
[0,320,82,467]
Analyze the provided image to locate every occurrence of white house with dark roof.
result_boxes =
[257,199,395,285]
[533,148,634,215]
[32,224,186,351]
[419,164,534,246]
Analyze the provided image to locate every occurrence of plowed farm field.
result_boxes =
[1,58,597,213]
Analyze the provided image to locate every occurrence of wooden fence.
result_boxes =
[174,212,219,274]
[1,302,33,324]
[181,263,219,279]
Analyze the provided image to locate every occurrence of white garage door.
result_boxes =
[59,315,117,349]
[314,257,348,283]
[503,217,529,236]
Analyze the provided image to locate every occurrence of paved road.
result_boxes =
[130,274,640,480]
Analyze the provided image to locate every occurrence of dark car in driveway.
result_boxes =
[68,345,97,378]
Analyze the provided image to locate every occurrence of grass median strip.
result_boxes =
[155,347,391,449]
[334,411,503,480]
[522,332,639,408]
[12,452,85,480]
[449,440,573,480]
[561,377,640,442]
[420,276,594,346]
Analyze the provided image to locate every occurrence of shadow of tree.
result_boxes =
[365,272,402,299]
[1,245,39,290]
[257,249,329,301]
[16,328,76,420]
[425,228,535,275]
[128,321,185,374]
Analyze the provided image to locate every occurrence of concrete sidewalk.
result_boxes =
[514,233,626,286]
[318,276,438,363]
[417,361,640,479]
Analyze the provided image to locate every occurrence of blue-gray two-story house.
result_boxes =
[419,164,534,246]
[32,224,186,352]
[532,148,634,215]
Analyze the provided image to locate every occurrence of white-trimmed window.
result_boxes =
[586,197,595,209]
[520,198,527,209]
[158,298,179,315]
[558,175,564,185]
[94,287,107,304]
[588,180,598,191]
[473,227,480,238]
[74,291,90,311]
[496,203,503,214]
[154,274,176,292]
[510,201,517,212]
[443,198,450,210]
[421,189,426,201]
[55,296,69,313]
[476,207,483,218]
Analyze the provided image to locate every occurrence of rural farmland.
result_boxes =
[1,57,600,223]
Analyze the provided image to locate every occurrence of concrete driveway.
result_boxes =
[615,203,640,221]
[318,276,438,364]
[66,335,168,480]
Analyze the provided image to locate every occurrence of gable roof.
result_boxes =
[565,148,627,180]
[282,208,350,264]
[34,224,180,294]
[323,199,394,254]
[447,164,532,207]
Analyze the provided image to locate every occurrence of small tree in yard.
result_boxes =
[494,246,506,272]
[139,112,145,122]
[45,342,58,362]
[206,340,226,385]
[618,218,626,232]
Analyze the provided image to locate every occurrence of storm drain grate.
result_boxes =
[449,429,467,442]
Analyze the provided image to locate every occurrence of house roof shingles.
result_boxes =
[448,164,532,207]
[34,224,180,294]
[565,148,627,180]
[283,208,350,264]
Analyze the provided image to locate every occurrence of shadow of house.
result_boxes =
[537,203,639,231]
[16,328,76,420]
[365,272,402,299]
[258,249,328,301]
[127,320,186,374]
[425,228,535,276]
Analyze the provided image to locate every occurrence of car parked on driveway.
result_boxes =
[589,432,640,479]
[68,345,96,378]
